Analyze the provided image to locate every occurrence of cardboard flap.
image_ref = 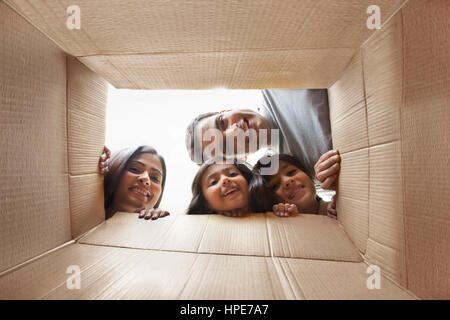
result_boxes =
[79,212,362,262]
[5,0,407,89]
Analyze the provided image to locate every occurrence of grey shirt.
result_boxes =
[258,89,332,178]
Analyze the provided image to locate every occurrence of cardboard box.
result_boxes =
[0,0,448,299]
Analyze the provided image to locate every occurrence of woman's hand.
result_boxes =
[99,145,111,175]
[218,209,244,217]
[137,208,170,220]
[314,149,341,190]
[326,195,337,219]
[273,203,299,217]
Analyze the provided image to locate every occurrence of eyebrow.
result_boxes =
[204,166,235,182]
[129,160,163,176]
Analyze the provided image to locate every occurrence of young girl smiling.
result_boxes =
[254,153,338,218]
[186,157,272,216]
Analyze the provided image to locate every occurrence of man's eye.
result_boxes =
[219,116,226,130]
[229,172,239,177]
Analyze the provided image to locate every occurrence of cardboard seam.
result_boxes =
[367,139,400,150]
[0,240,76,278]
[360,45,371,255]
[37,244,122,299]
[90,250,151,300]
[40,0,86,55]
[399,7,409,291]
[66,56,73,238]
[175,253,204,300]
[331,100,365,123]
[278,258,307,300]
[269,257,299,300]
[76,240,365,263]
[77,47,358,59]
[361,259,417,299]
[195,215,211,253]
[264,214,274,257]
[3,0,70,55]
[338,146,370,157]
[360,0,411,48]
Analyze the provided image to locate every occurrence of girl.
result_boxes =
[100,145,170,220]
[253,153,338,219]
[186,157,274,216]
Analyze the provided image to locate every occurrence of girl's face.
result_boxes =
[201,164,249,212]
[268,160,316,210]
[113,153,163,213]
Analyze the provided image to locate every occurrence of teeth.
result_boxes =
[224,188,237,196]
[132,187,149,197]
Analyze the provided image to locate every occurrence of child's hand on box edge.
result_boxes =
[99,145,111,175]
[137,208,170,220]
[314,149,341,190]
[273,203,298,217]
[327,195,337,219]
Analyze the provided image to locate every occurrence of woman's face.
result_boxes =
[113,153,163,213]
[201,164,249,212]
[268,161,316,210]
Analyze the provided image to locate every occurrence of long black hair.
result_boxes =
[186,156,268,214]
[104,145,166,219]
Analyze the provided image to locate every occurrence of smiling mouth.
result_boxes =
[129,186,152,199]
[222,187,240,198]
[288,185,305,200]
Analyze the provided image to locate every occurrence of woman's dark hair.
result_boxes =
[252,153,313,211]
[104,145,166,219]
[186,156,267,214]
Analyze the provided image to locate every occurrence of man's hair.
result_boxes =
[185,111,220,164]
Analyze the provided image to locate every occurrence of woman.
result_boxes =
[100,145,169,220]
[186,157,273,216]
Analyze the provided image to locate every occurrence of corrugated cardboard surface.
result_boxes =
[328,52,369,254]
[0,242,415,300]
[79,213,363,262]
[0,1,71,273]
[330,0,449,298]
[67,57,107,238]
[5,0,406,89]
[400,0,450,299]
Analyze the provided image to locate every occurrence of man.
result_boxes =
[185,89,340,189]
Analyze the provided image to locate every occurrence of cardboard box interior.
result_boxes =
[0,0,448,299]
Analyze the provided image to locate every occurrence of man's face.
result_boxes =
[195,109,270,158]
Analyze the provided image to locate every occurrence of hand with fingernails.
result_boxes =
[326,195,337,219]
[98,145,112,175]
[137,208,170,220]
[314,150,341,190]
[273,203,299,217]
